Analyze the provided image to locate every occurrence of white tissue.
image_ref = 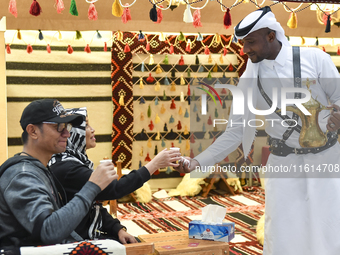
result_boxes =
[201,204,226,224]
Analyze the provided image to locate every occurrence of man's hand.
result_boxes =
[145,148,182,175]
[89,161,119,190]
[173,157,200,173]
[327,104,340,132]
[118,229,137,244]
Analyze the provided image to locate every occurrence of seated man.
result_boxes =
[0,99,118,253]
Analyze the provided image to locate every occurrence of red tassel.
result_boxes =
[145,153,151,162]
[190,149,194,159]
[84,44,91,53]
[179,56,184,65]
[55,0,64,14]
[104,42,107,52]
[185,43,191,52]
[177,121,182,130]
[170,99,176,109]
[46,44,51,53]
[193,9,202,28]
[221,88,227,94]
[124,43,130,53]
[171,142,175,148]
[228,63,234,71]
[88,3,98,20]
[154,169,160,175]
[8,0,18,18]
[223,47,228,56]
[155,6,163,23]
[190,134,195,143]
[26,44,33,54]
[187,84,190,95]
[337,47,340,56]
[322,46,326,52]
[240,47,244,56]
[122,6,132,24]
[224,8,232,29]
[204,45,210,55]
[29,0,42,16]
[148,120,154,131]
[67,45,73,54]
[6,44,11,54]
[146,42,150,51]
[169,44,174,54]
[207,116,212,125]
[224,155,229,162]
[146,73,155,83]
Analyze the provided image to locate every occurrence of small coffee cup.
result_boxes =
[100,159,113,164]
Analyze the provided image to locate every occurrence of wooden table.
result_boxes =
[138,231,229,255]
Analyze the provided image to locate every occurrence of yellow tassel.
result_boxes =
[180,92,185,102]
[139,78,144,89]
[147,138,152,148]
[139,147,143,156]
[155,64,163,74]
[183,125,189,135]
[17,29,21,40]
[112,0,124,17]
[159,32,166,41]
[149,54,154,65]
[140,112,145,121]
[186,139,190,151]
[287,12,297,29]
[219,54,224,64]
[180,75,185,85]
[301,36,305,45]
[178,106,183,115]
[155,130,160,140]
[116,30,123,41]
[160,104,166,114]
[230,77,234,85]
[119,95,124,106]
[204,131,210,139]
[155,113,160,124]
[58,30,62,40]
[215,33,221,44]
[170,81,176,91]
[213,64,218,72]
[155,81,161,91]
[208,54,212,64]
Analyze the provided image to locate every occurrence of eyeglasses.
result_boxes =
[42,122,73,132]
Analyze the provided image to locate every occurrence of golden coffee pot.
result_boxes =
[284,79,330,148]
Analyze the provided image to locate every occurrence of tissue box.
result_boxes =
[188,220,235,242]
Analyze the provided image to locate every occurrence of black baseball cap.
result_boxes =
[20,99,83,131]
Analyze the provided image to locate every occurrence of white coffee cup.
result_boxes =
[170,147,180,151]
[100,159,113,164]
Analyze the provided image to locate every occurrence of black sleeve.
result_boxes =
[100,206,125,238]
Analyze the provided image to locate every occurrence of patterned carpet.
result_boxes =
[116,187,265,255]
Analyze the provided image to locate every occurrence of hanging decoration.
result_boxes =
[67,44,73,54]
[29,0,42,16]
[122,4,132,23]
[26,44,33,54]
[287,12,297,29]
[156,5,163,23]
[124,43,131,52]
[84,44,91,53]
[112,0,123,17]
[6,44,11,54]
[8,0,18,18]
[69,0,78,16]
[138,30,145,41]
[183,4,193,23]
[56,0,64,14]
[224,8,232,29]
[150,4,157,22]
[193,9,202,28]
[88,2,98,20]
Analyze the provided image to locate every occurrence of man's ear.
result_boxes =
[26,124,40,140]
[268,31,276,43]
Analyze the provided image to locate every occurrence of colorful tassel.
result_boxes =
[69,0,78,16]
[139,146,143,156]
[155,96,159,105]
[325,15,331,33]
[140,112,145,121]
[224,8,232,29]
[187,69,191,78]
[198,65,204,72]
[162,91,167,101]
[178,32,185,42]
[163,55,169,64]
[139,78,144,89]
[180,91,185,102]
[155,114,161,124]
[141,62,145,72]
[193,103,197,112]
[6,44,11,54]
[202,123,206,132]
[204,46,210,55]
[169,115,174,123]
[96,30,102,39]
[119,95,124,106]
[26,44,33,54]
[169,44,174,54]
[178,106,183,115]
[207,71,212,80]
[219,53,224,64]
[159,32,166,41]
[150,4,157,22]
[156,64,163,74]
[154,145,158,155]
[193,9,202,28]
[323,46,326,52]
[58,30,62,40]
[146,41,150,51]
[240,47,244,56]
[145,153,151,161]
[195,55,199,65]
[75,30,82,40]
[161,137,166,147]
[186,39,191,52]
[56,0,64,14]
[287,12,297,29]
[139,96,145,104]
[301,36,305,45]
[112,0,123,17]
[148,120,154,131]
[196,113,201,122]
[183,4,193,23]
[204,130,210,139]
[104,42,107,52]
[197,32,203,41]
[190,134,195,143]
[163,123,168,131]
[9,0,18,18]
[17,29,21,40]
[213,64,218,72]
[207,115,213,125]
[160,103,166,113]
[46,44,51,53]
[147,138,152,148]
[146,73,155,83]
[156,6,163,23]
[171,69,176,78]
[228,63,234,72]
[223,47,228,56]
[337,47,340,56]
[177,121,182,130]
[179,135,182,143]
[122,6,131,24]
[180,75,185,85]
[208,54,212,63]
[315,37,319,46]
[155,81,161,91]
[88,3,98,20]
[184,109,189,118]
[84,44,91,53]
[179,56,184,65]
[183,125,189,135]
[29,0,42,16]
[170,99,176,109]
[170,81,176,91]
[67,45,73,54]
[124,43,130,53]
[149,54,154,65]
[187,84,191,95]
[155,130,160,140]
[38,30,44,40]
[138,30,145,41]
[164,76,169,85]
[147,105,151,118]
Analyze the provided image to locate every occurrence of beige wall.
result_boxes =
[0,17,7,165]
